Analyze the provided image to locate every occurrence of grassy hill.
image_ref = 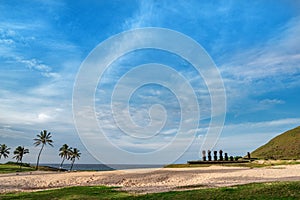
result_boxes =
[251,126,300,159]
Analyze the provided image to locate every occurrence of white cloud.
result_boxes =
[0,127,32,140]
[0,25,60,78]
[216,17,300,115]
[37,113,51,122]
[122,1,157,30]
[0,38,14,44]
[259,98,285,105]
[221,17,300,82]
[1,1,299,164]
[16,57,50,70]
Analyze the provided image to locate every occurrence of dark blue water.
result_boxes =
[42,164,164,171]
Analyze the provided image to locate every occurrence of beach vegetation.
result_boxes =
[0,144,10,160]
[164,160,300,168]
[58,144,71,170]
[69,148,81,171]
[251,126,300,159]
[12,146,29,169]
[0,181,299,200]
[33,130,53,170]
[0,162,34,173]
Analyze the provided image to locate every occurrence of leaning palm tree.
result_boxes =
[69,148,81,171]
[0,144,10,159]
[33,130,53,170]
[13,146,29,169]
[59,144,71,169]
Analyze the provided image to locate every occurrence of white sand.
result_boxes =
[0,164,299,194]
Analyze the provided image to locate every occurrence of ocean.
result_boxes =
[42,164,164,171]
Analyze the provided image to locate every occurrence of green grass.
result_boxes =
[135,182,300,200]
[1,181,299,200]
[0,163,66,174]
[164,163,213,168]
[0,186,130,200]
[215,160,300,168]
[164,160,300,169]
[252,126,300,160]
[0,164,35,174]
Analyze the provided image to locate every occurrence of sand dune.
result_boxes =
[0,165,300,194]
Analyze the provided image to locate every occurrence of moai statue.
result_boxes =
[219,150,223,161]
[202,150,207,161]
[213,151,218,161]
[229,156,234,161]
[208,150,212,161]
[225,153,228,161]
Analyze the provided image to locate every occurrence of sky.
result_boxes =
[0,0,300,165]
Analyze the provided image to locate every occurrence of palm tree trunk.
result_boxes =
[59,157,65,170]
[36,144,44,170]
[70,159,75,171]
[20,157,22,170]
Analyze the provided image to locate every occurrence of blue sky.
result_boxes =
[0,0,300,164]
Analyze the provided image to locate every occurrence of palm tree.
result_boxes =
[0,144,10,159]
[13,146,29,169]
[33,130,53,170]
[69,148,81,171]
[59,144,71,170]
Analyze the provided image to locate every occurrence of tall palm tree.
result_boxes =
[33,130,53,170]
[13,146,29,169]
[59,144,71,169]
[0,144,10,159]
[69,148,81,171]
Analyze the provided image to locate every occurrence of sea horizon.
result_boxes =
[41,163,165,171]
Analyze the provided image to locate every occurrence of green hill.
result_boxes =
[251,126,300,159]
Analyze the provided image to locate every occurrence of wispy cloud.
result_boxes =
[216,16,300,116]
[221,17,300,82]
[16,57,60,78]
[1,1,299,164]
[259,98,285,106]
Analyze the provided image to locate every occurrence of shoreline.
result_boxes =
[0,164,300,194]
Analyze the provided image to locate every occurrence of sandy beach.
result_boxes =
[0,164,299,194]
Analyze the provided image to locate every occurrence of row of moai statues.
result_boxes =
[202,150,234,161]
